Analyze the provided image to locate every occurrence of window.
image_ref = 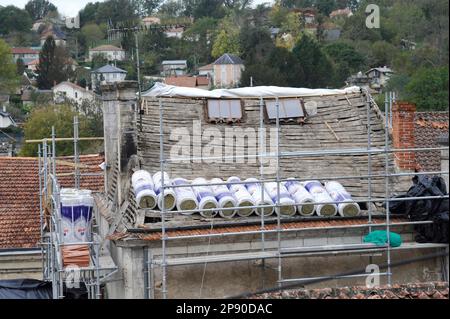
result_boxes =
[206,99,244,123]
[75,92,78,99]
[265,99,306,124]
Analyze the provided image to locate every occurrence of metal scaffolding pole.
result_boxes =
[74,116,80,189]
[384,95,392,287]
[259,96,266,288]
[159,98,168,299]
[275,97,282,288]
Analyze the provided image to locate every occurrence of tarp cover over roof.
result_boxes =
[142,82,362,99]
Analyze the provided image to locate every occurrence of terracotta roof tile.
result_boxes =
[414,112,449,172]
[0,155,104,249]
[109,217,407,242]
[252,282,449,299]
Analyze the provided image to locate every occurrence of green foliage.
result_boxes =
[324,42,365,86]
[405,67,449,111]
[81,23,105,48]
[292,35,334,88]
[211,17,241,58]
[16,58,26,76]
[21,104,101,157]
[0,6,33,35]
[25,0,57,21]
[36,37,74,89]
[0,39,19,94]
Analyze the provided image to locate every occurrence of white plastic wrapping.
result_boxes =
[210,178,237,218]
[192,177,219,218]
[227,177,256,217]
[60,188,94,243]
[132,170,157,209]
[325,181,361,217]
[284,179,316,216]
[244,178,274,216]
[303,181,337,217]
[264,182,296,216]
[172,178,198,214]
[153,172,177,211]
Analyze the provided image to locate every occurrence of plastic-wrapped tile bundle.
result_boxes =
[132,170,157,209]
[264,182,296,216]
[60,188,94,244]
[192,177,219,218]
[227,177,256,217]
[324,181,361,217]
[244,178,274,217]
[172,177,198,214]
[284,179,316,216]
[210,178,237,218]
[153,172,177,211]
[303,181,337,217]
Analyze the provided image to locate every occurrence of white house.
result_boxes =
[91,64,128,91]
[164,27,184,39]
[40,26,67,46]
[213,53,244,88]
[52,82,95,106]
[365,66,394,89]
[161,60,188,76]
[0,106,16,129]
[142,16,161,27]
[198,63,214,77]
[88,45,126,62]
[11,48,39,64]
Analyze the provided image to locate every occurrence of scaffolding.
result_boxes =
[37,118,117,299]
[141,89,449,299]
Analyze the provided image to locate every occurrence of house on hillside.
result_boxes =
[330,8,353,19]
[88,45,126,62]
[164,26,184,39]
[142,16,161,26]
[91,64,128,91]
[213,53,244,88]
[164,76,210,90]
[365,66,394,90]
[198,63,214,78]
[52,81,95,106]
[40,25,66,46]
[0,106,16,129]
[11,48,39,64]
[161,60,188,77]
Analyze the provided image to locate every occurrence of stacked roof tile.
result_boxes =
[252,282,449,299]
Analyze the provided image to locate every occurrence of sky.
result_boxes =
[0,0,274,17]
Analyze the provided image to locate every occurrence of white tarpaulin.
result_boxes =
[142,82,362,99]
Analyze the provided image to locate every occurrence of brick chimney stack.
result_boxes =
[392,101,417,171]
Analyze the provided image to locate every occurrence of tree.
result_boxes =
[405,67,449,111]
[324,42,365,86]
[21,104,99,157]
[211,17,241,58]
[292,35,334,88]
[132,0,162,17]
[16,58,26,76]
[36,37,73,89]
[25,0,57,21]
[81,23,105,47]
[0,39,19,94]
[0,6,33,35]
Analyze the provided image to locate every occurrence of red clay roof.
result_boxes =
[414,111,449,172]
[0,155,104,249]
[11,48,39,55]
[253,282,449,299]
[109,217,407,242]
[165,76,210,88]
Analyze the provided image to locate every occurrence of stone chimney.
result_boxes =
[392,101,417,171]
[101,81,138,200]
